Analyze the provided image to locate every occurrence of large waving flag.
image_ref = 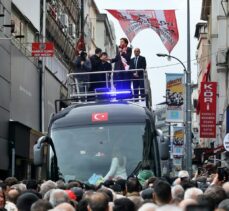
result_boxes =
[107,10,179,53]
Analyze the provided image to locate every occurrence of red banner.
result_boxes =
[32,42,54,57]
[200,82,217,138]
[107,10,179,53]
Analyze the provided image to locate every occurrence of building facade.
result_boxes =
[0,0,116,179]
[0,0,11,178]
[195,0,229,160]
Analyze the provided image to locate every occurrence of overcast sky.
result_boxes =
[94,0,202,107]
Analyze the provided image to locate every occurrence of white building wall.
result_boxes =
[209,1,229,146]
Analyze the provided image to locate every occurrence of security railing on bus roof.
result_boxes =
[66,69,152,108]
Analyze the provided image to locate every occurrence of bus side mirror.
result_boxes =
[156,129,170,160]
[33,136,50,166]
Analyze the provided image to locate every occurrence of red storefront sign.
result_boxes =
[31,42,54,57]
[200,82,217,138]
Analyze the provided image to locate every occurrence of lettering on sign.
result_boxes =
[199,82,217,138]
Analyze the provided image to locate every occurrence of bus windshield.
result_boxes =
[51,124,145,182]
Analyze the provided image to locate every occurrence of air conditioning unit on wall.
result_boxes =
[69,23,76,39]
[60,14,69,28]
[216,48,228,66]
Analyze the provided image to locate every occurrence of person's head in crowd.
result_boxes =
[196,195,215,211]
[115,179,126,195]
[56,180,66,190]
[126,177,142,194]
[180,180,197,191]
[113,198,135,211]
[97,188,113,202]
[71,187,83,202]
[119,38,129,48]
[184,187,203,200]
[179,198,197,210]
[16,192,39,211]
[205,185,227,208]
[11,183,27,193]
[87,192,109,211]
[4,177,18,190]
[146,177,157,188]
[6,187,20,204]
[153,180,171,206]
[222,182,229,198]
[51,202,75,211]
[178,170,190,182]
[218,199,229,211]
[171,185,184,204]
[26,179,39,191]
[0,187,6,210]
[0,183,7,194]
[49,189,69,207]
[40,180,57,197]
[110,183,122,195]
[30,199,53,211]
[67,181,82,189]
[102,180,114,189]
[78,198,90,211]
[100,52,108,63]
[138,202,157,211]
[95,48,102,57]
[141,188,154,200]
[82,190,94,200]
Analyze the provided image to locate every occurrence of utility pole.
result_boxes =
[186,0,192,175]
[41,0,46,133]
[81,0,84,38]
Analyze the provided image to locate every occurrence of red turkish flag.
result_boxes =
[107,9,179,53]
[75,34,85,55]
[92,112,108,122]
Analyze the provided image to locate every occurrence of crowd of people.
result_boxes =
[73,37,147,99]
[1,169,229,211]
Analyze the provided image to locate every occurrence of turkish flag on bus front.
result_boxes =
[92,112,108,122]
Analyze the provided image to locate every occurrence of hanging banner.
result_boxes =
[173,127,184,146]
[166,73,185,122]
[106,9,179,53]
[200,82,217,138]
[172,126,184,157]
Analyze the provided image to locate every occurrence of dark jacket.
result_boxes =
[130,55,146,78]
[96,62,112,88]
[111,47,132,71]
[111,47,132,82]
[74,56,91,82]
[90,54,101,72]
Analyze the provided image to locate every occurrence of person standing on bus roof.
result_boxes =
[90,48,102,92]
[130,48,147,100]
[110,38,132,90]
[97,52,112,88]
[73,50,91,94]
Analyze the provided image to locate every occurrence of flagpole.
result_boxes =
[186,0,192,175]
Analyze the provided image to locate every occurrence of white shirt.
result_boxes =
[104,157,127,180]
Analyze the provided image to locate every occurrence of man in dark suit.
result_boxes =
[130,48,147,99]
[89,48,102,92]
[111,38,132,90]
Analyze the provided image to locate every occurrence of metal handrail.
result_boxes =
[66,68,151,107]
